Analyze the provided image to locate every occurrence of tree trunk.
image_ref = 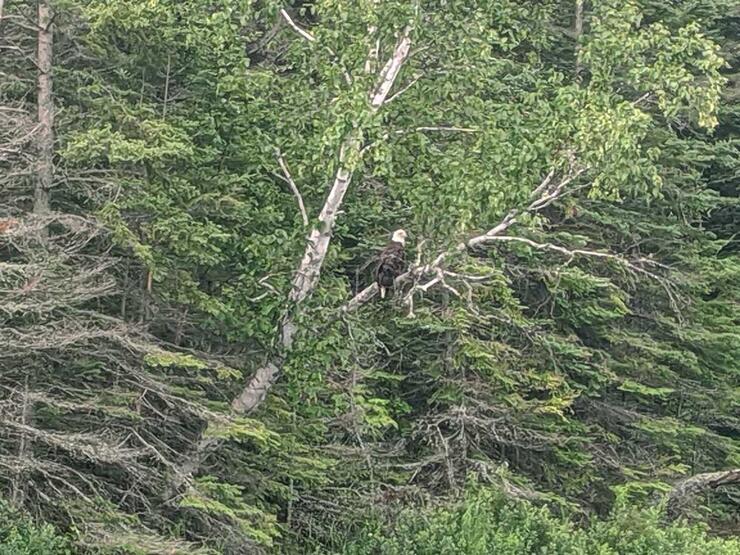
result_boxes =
[10,0,53,508]
[574,0,584,82]
[11,376,31,507]
[34,0,53,216]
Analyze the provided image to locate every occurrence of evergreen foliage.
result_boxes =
[0,0,737,552]
[343,485,740,555]
[0,500,71,555]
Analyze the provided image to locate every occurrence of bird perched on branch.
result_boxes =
[375,229,407,299]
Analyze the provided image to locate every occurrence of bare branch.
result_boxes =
[385,72,423,103]
[417,274,441,293]
[277,8,352,84]
[529,168,556,199]
[344,281,382,312]
[666,468,740,517]
[343,164,584,312]
[246,274,280,303]
[274,149,309,226]
[410,126,478,133]
[479,235,668,279]
[279,8,315,42]
[342,155,676,316]
[631,92,654,107]
[162,53,171,118]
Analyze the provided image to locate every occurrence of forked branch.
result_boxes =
[344,156,677,316]
[343,162,586,312]
[279,8,315,42]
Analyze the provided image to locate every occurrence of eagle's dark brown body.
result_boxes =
[375,234,406,299]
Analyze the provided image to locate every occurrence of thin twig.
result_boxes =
[274,149,309,226]
[279,9,315,42]
[411,126,478,133]
[385,72,423,103]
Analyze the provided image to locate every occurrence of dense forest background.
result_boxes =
[0,0,738,553]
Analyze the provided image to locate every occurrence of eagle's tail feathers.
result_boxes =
[379,286,386,299]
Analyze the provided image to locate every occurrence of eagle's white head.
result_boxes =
[391,229,407,245]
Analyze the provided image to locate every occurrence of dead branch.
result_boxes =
[666,468,740,517]
[279,8,315,42]
[385,72,423,103]
[274,149,309,226]
[343,153,677,315]
[409,126,478,133]
[343,163,586,312]
[482,235,663,276]
[246,274,280,302]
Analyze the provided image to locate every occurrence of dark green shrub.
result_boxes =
[343,487,740,555]
[0,501,72,555]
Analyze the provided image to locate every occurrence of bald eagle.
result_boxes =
[375,229,407,299]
